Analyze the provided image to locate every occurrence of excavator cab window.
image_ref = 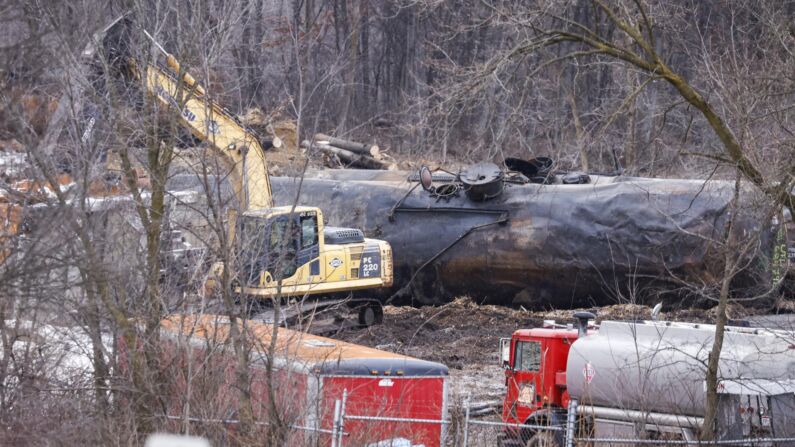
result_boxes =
[297,213,320,275]
[238,216,269,284]
[300,215,318,248]
[237,216,301,283]
[269,218,288,251]
[238,217,264,250]
[268,217,299,279]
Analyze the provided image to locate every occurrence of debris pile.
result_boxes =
[301,133,397,170]
[271,120,298,153]
[230,107,400,171]
[238,107,276,136]
[238,108,297,152]
[237,109,307,175]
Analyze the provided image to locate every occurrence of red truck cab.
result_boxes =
[500,312,596,447]
[501,324,578,428]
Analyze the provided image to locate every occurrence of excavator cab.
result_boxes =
[237,209,319,285]
[226,205,392,305]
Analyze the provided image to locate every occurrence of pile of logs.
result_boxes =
[300,133,396,170]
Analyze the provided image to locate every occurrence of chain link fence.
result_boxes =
[166,395,795,446]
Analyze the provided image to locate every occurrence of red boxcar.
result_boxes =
[153,315,449,446]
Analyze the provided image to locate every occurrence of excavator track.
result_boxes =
[197,294,384,335]
[247,297,384,334]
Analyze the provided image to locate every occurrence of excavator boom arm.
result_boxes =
[141,52,274,210]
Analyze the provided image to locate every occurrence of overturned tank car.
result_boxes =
[271,160,790,307]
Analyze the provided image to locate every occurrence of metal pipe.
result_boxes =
[331,399,341,447]
[337,390,348,447]
[566,399,578,447]
[343,415,450,425]
[576,404,704,429]
[466,419,565,431]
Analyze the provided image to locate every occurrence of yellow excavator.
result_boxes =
[100,17,392,326]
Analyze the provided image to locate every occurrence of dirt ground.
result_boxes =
[325,297,766,417]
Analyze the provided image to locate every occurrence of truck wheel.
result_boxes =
[357,302,384,327]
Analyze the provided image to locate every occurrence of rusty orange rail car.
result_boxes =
[138,315,449,446]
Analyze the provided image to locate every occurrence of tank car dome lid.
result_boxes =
[459,162,504,186]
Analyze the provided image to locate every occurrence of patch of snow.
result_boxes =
[0,319,113,386]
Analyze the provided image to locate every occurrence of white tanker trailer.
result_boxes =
[500,313,795,446]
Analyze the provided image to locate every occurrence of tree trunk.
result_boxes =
[567,91,589,172]
[314,133,380,158]
[301,140,394,169]
[701,175,741,441]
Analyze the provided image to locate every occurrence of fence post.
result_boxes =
[331,399,341,447]
[337,389,348,447]
[565,399,577,447]
[462,393,471,447]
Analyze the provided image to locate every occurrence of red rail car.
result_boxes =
[150,314,449,446]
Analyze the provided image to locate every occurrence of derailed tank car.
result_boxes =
[272,165,788,307]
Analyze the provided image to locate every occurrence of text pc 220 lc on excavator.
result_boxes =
[98,16,392,327]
